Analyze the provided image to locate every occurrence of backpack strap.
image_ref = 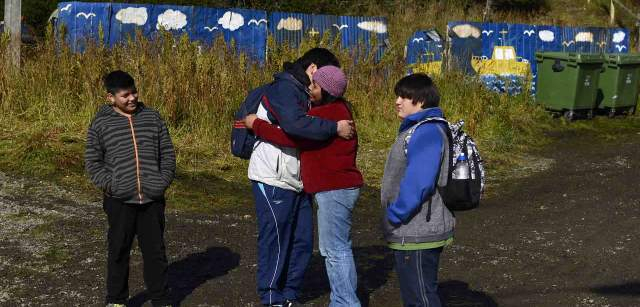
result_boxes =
[402,117,454,187]
[403,117,449,155]
[434,124,453,188]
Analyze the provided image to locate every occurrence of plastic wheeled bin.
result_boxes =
[596,53,640,117]
[535,52,604,120]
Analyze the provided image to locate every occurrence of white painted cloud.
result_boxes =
[612,31,626,43]
[452,24,481,39]
[156,9,187,30]
[575,32,594,43]
[277,17,302,31]
[115,7,148,26]
[357,21,387,34]
[218,11,244,31]
[538,30,555,42]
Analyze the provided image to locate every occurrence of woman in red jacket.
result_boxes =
[245,65,363,307]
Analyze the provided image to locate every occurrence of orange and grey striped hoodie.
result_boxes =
[85,103,176,204]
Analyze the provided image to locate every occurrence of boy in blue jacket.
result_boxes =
[381,73,454,307]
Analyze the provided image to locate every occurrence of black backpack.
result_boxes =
[230,84,270,159]
[404,117,485,211]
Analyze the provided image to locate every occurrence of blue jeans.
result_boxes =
[315,188,361,307]
[393,247,443,307]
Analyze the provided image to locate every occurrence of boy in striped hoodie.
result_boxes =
[85,70,175,307]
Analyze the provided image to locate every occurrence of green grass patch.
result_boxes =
[28,219,58,239]
[42,246,72,265]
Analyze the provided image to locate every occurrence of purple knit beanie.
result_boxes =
[312,65,347,98]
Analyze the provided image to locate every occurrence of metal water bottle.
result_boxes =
[452,153,469,180]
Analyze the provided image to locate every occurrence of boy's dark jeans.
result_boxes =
[393,247,443,307]
[103,196,171,306]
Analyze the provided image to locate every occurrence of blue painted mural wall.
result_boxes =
[56,1,388,62]
[268,12,388,60]
[405,29,444,64]
[407,21,630,94]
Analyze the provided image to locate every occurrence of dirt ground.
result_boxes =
[1,128,639,307]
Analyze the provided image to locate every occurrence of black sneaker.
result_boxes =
[284,300,298,307]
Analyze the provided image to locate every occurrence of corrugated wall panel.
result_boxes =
[57,1,112,52]
[448,21,631,95]
[338,15,388,61]
[214,8,267,62]
[608,28,630,53]
[145,4,194,39]
[109,3,154,46]
[57,2,388,62]
[190,7,267,62]
[405,29,444,64]
[447,21,483,75]
[269,12,332,49]
[536,25,562,52]
[190,6,224,45]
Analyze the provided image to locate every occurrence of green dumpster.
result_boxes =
[535,52,604,120]
[597,53,640,117]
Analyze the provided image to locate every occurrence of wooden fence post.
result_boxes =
[483,0,492,22]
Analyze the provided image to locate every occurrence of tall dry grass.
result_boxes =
[0,22,551,209]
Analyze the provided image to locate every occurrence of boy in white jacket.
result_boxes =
[248,48,353,307]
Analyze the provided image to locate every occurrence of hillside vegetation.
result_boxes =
[0,0,638,211]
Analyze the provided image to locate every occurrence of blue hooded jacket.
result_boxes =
[263,72,337,140]
[387,107,446,224]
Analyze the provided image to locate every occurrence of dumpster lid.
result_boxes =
[535,52,603,63]
[604,53,640,65]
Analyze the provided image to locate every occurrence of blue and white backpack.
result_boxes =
[405,117,485,211]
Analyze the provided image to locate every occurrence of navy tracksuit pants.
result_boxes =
[252,181,313,306]
[394,247,444,307]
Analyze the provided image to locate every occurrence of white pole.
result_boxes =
[3,0,21,67]
[610,0,616,25]
[483,0,492,22]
